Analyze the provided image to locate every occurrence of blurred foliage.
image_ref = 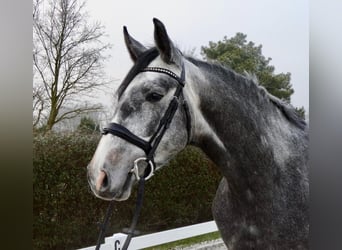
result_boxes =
[77,116,100,133]
[33,132,221,249]
[295,106,306,120]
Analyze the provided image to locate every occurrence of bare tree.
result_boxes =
[33,85,46,128]
[33,0,111,131]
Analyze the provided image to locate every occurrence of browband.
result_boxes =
[140,66,185,87]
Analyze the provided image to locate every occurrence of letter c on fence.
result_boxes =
[114,240,120,250]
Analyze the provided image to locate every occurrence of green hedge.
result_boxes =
[33,132,221,249]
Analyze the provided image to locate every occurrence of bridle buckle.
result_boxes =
[131,157,155,181]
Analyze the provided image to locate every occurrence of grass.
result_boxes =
[142,231,221,250]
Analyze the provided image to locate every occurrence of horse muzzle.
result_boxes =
[88,167,135,201]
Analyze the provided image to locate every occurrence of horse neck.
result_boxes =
[184,59,306,192]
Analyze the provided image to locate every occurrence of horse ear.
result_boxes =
[153,18,182,65]
[123,26,147,62]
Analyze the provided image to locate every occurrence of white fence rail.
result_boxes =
[79,220,218,250]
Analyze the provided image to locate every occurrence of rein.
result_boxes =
[95,63,190,249]
[95,177,146,250]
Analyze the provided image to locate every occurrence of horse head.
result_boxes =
[87,18,191,201]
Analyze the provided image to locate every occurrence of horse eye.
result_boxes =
[146,92,164,102]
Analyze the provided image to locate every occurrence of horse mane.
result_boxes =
[186,56,307,130]
[117,47,306,130]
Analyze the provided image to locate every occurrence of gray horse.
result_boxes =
[87,18,309,249]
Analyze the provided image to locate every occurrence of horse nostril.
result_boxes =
[96,170,109,192]
[103,174,108,187]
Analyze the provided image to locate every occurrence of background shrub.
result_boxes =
[33,132,221,249]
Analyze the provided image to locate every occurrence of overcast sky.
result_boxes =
[86,0,309,113]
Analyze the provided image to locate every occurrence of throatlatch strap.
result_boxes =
[182,99,192,143]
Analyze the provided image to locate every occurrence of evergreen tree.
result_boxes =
[201,33,294,102]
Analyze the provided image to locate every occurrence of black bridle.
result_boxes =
[95,63,191,250]
[102,62,190,180]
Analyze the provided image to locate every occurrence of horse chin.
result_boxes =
[92,173,134,201]
[113,191,131,201]
[112,173,135,201]
[113,185,132,201]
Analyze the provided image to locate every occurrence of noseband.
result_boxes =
[102,62,191,180]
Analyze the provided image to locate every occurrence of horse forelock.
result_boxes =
[117,48,159,99]
[186,56,307,130]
